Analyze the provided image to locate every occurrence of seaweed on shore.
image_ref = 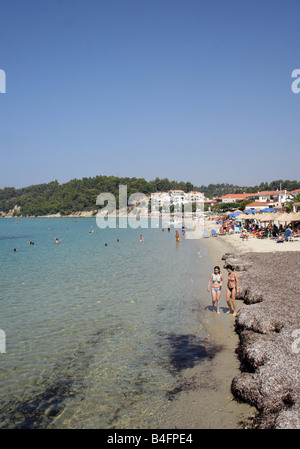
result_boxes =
[223,252,300,429]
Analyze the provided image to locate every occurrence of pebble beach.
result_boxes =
[201,218,300,428]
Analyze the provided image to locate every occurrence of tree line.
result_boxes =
[0,176,299,217]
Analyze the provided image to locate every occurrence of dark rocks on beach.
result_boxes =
[224,252,300,429]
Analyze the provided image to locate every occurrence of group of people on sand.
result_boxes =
[207,265,239,316]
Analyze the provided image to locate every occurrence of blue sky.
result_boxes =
[1,0,300,189]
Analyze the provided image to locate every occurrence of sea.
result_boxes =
[0,217,219,429]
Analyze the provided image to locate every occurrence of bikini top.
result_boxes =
[212,274,221,282]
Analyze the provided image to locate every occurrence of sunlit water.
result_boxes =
[0,217,218,428]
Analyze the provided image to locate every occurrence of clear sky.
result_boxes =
[1,0,300,189]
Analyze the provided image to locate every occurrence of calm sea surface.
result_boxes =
[0,217,217,428]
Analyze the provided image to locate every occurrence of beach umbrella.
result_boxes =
[245,209,259,214]
[260,207,277,213]
[228,211,241,217]
[257,212,279,222]
[276,212,298,223]
[284,212,300,221]
[257,213,272,222]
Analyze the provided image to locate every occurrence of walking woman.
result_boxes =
[225,264,239,316]
[207,266,223,314]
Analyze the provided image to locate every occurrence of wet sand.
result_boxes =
[161,218,300,429]
[201,220,300,428]
[159,234,257,429]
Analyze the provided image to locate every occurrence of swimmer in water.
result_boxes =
[55,238,63,244]
[207,266,223,314]
[140,235,144,243]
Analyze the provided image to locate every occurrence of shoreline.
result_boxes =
[196,233,257,428]
[158,233,257,429]
[3,215,299,428]
[201,219,300,428]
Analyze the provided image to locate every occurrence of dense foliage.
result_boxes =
[0,176,197,216]
[0,176,299,217]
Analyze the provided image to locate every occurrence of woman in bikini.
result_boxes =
[207,266,223,314]
[225,264,239,316]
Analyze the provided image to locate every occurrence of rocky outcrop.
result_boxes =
[223,252,300,429]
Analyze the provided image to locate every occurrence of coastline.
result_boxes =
[3,214,299,428]
[200,219,300,428]
[195,232,257,428]
[159,229,257,429]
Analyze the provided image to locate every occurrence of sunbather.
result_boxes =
[276,234,284,243]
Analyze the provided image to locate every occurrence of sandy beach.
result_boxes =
[160,223,259,429]
[199,218,300,428]
[204,218,300,253]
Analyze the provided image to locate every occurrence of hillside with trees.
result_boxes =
[0,176,299,217]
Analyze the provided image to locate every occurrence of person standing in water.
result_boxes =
[207,266,223,313]
[225,264,239,316]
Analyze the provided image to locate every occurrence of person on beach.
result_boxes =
[225,264,239,316]
[207,266,223,314]
[276,233,284,243]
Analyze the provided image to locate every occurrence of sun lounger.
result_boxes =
[285,230,292,240]
[204,230,209,238]
[211,229,218,237]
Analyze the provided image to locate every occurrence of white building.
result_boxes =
[251,190,293,205]
[185,191,204,203]
[169,190,186,205]
[151,192,171,209]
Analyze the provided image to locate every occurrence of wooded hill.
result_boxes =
[0,176,299,217]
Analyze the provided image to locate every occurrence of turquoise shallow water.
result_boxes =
[0,217,217,428]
